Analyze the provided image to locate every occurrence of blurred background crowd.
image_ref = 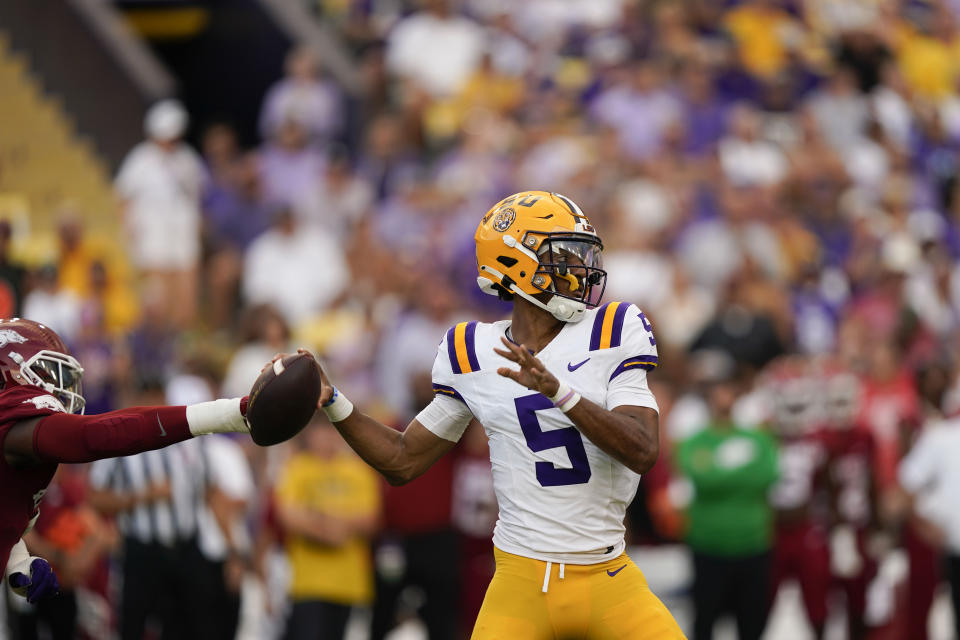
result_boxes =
[5,0,960,638]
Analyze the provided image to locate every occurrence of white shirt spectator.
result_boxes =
[197,435,254,561]
[718,137,789,186]
[23,288,81,344]
[116,141,206,270]
[242,223,348,325]
[259,77,343,143]
[900,419,960,554]
[386,10,486,97]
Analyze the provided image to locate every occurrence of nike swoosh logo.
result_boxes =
[156,414,166,437]
[607,564,626,577]
[535,214,554,219]
[567,358,590,371]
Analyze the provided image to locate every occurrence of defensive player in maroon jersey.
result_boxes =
[817,362,877,640]
[765,357,832,639]
[0,318,252,603]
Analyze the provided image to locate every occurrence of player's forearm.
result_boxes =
[565,400,659,474]
[333,411,418,485]
[17,400,248,465]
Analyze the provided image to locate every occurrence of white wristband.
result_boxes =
[186,398,249,435]
[549,381,582,413]
[322,387,355,423]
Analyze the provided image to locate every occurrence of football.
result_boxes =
[246,352,322,446]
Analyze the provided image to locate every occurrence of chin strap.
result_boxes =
[508,284,586,323]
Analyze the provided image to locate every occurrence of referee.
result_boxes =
[88,437,210,640]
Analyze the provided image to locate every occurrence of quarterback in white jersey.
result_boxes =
[296,191,685,639]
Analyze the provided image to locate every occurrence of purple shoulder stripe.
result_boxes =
[433,383,466,403]
[464,321,480,372]
[609,302,630,348]
[589,302,612,351]
[609,354,659,381]
[446,325,461,374]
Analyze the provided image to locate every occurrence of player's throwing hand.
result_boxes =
[494,337,560,397]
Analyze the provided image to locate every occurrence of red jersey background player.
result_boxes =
[0,318,253,602]
[818,362,878,640]
[765,357,832,639]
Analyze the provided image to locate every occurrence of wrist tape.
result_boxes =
[322,387,355,423]
[550,381,582,413]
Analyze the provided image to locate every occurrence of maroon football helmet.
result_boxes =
[0,318,84,413]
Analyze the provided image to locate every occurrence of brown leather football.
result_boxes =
[246,352,322,446]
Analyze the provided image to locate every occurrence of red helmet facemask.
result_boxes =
[0,318,85,414]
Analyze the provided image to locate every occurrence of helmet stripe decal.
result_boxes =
[609,355,659,381]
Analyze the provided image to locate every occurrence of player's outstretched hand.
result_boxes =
[265,350,335,409]
[495,337,560,397]
[9,557,60,603]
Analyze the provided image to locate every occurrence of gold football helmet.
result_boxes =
[475,191,606,322]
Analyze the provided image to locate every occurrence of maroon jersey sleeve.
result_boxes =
[0,385,63,571]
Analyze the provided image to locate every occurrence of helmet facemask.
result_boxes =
[18,350,85,414]
[532,235,607,314]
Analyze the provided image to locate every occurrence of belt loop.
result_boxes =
[542,561,552,593]
[559,563,565,580]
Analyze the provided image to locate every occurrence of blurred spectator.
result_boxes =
[258,118,328,218]
[806,67,870,152]
[275,417,380,640]
[22,265,81,344]
[115,99,205,328]
[722,0,806,79]
[385,0,485,99]
[259,47,345,145]
[202,153,274,329]
[718,103,788,187]
[676,366,779,640]
[0,220,27,317]
[297,145,373,237]
[201,121,241,188]
[891,4,960,100]
[898,413,960,640]
[242,208,348,326]
[125,288,178,393]
[70,305,123,415]
[590,61,681,160]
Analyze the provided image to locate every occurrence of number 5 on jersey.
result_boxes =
[516,394,591,487]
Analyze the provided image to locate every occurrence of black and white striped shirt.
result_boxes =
[89,439,209,546]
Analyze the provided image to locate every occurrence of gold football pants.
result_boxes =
[471,547,686,639]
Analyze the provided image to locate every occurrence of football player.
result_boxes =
[293,191,685,638]
[0,318,253,603]
[765,357,832,640]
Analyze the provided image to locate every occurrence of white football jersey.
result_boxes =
[427,301,659,564]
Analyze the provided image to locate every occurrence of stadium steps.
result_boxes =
[0,33,120,263]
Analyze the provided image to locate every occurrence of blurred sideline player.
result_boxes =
[292,191,684,638]
[765,357,832,640]
[817,361,878,640]
[0,318,253,603]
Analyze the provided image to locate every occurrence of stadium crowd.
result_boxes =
[7,0,960,638]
